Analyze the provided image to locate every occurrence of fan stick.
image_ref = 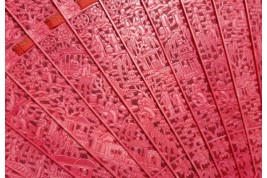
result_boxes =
[52,0,214,177]
[101,0,247,177]
[4,1,180,177]
[5,123,76,178]
[51,1,187,177]
[5,75,119,178]
[5,8,146,178]
[5,72,119,177]
[5,1,175,177]
[243,0,262,92]
[211,0,262,175]
[180,0,258,177]
[139,0,243,177]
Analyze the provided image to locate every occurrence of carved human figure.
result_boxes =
[103,95,118,123]
[168,1,182,27]
[137,93,155,118]
[223,5,238,27]
[191,77,207,106]
[80,60,91,77]
[78,60,94,95]
[160,84,175,116]
[239,66,253,97]
[182,60,192,74]
[126,35,139,55]
[181,24,194,49]
[43,67,53,84]
[172,88,185,113]
[158,9,171,35]
[117,53,132,76]
[205,29,218,53]
[91,28,105,57]
[192,7,201,28]
[118,105,128,121]
[35,113,47,138]
[216,73,230,103]
[132,11,145,34]
[107,28,120,53]
[16,105,28,130]
[228,41,239,65]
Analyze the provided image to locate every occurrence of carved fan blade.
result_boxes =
[5,0,261,177]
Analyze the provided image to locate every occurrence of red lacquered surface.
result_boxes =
[5,124,74,178]
[5,0,262,177]
[5,9,147,178]
[212,0,262,176]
